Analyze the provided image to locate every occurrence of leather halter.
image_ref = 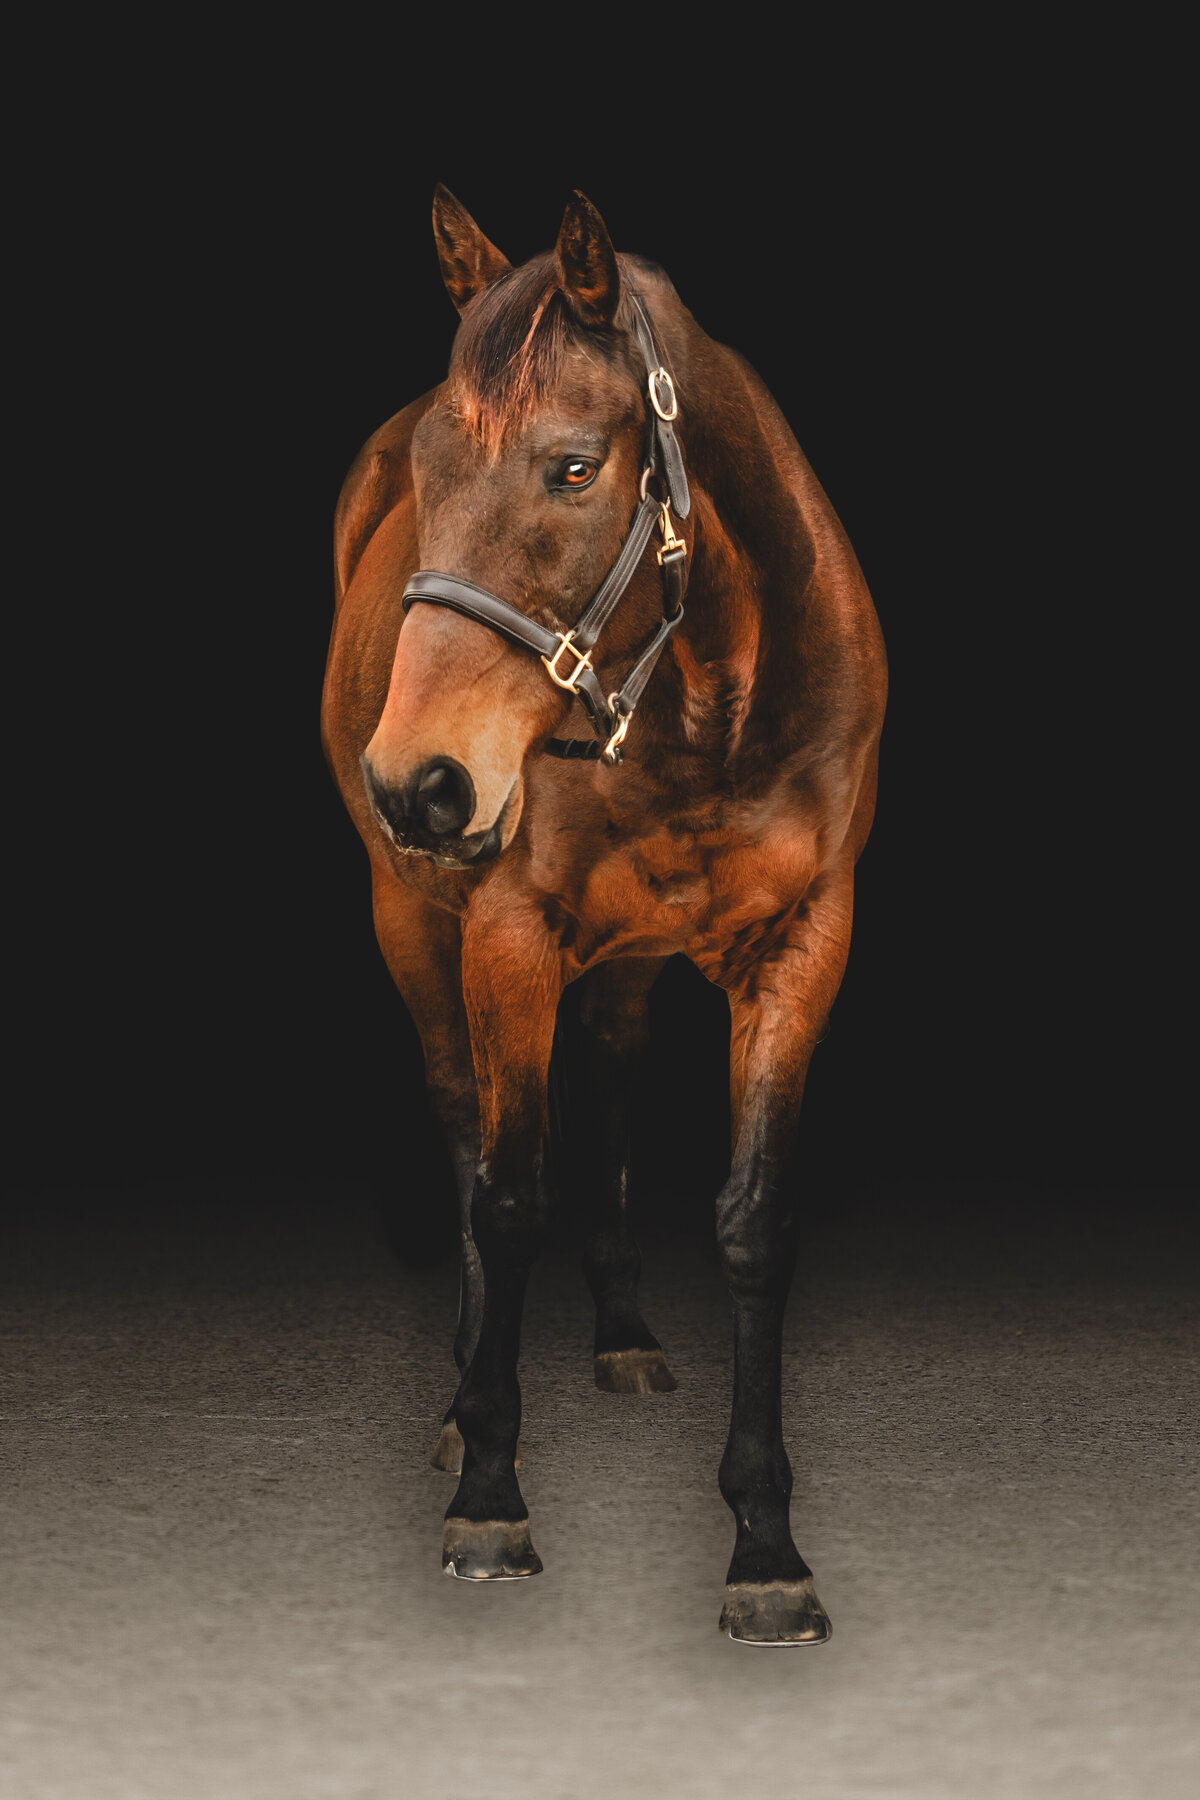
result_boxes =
[401,292,691,766]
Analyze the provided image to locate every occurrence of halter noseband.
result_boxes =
[401,291,691,766]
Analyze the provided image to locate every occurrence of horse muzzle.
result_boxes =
[361,754,517,868]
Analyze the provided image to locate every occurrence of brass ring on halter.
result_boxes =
[648,367,678,421]
[639,465,654,502]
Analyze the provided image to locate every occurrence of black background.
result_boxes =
[12,61,1189,1239]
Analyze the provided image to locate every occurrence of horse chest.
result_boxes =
[564,816,820,979]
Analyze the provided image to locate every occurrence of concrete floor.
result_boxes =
[2,1184,1196,1800]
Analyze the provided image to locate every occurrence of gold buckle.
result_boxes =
[656,500,686,565]
[647,367,678,422]
[542,630,594,692]
[603,696,630,763]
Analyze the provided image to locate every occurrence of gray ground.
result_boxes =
[2,1183,1196,1800]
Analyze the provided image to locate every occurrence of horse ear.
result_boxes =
[432,183,512,316]
[554,191,620,327]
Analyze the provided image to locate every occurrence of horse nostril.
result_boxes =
[414,758,475,837]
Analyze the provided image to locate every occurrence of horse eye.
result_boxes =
[556,459,598,490]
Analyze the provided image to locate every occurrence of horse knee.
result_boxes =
[471,1173,549,1258]
[425,1070,478,1145]
[715,1183,797,1296]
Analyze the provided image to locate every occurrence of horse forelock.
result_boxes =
[448,256,633,451]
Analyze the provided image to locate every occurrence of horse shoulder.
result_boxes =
[333,387,440,607]
[322,491,423,811]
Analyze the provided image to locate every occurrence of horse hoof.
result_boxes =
[430,1422,521,1474]
[594,1348,678,1394]
[719,1579,832,1645]
[442,1517,543,1580]
[430,1421,464,1472]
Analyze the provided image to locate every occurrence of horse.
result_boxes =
[320,186,886,1645]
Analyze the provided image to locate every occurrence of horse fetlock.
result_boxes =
[449,1425,521,1483]
[430,1417,522,1475]
[723,1508,810,1593]
[449,1430,526,1511]
[589,1283,656,1344]
[718,1462,795,1512]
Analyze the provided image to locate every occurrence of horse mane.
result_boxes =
[449,254,632,448]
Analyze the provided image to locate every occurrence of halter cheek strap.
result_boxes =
[400,290,691,766]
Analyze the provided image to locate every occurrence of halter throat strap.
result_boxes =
[401,288,690,766]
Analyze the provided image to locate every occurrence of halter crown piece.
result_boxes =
[401,291,691,766]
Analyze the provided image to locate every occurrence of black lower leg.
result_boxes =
[446,1161,546,1535]
[449,1135,484,1376]
[580,1149,658,1358]
[583,1169,676,1393]
[715,1163,829,1642]
[717,1175,808,1581]
[719,1291,809,1584]
[430,1130,483,1472]
[712,896,849,1641]
[567,968,674,1389]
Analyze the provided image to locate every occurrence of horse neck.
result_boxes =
[631,285,832,781]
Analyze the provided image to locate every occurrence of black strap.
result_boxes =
[402,570,563,660]
[402,285,690,765]
[570,492,660,650]
[627,292,690,520]
[402,567,617,742]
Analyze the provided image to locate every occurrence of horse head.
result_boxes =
[361,187,682,868]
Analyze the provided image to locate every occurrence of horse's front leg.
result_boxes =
[441,897,562,1581]
[369,865,482,1472]
[568,959,678,1393]
[712,866,854,1645]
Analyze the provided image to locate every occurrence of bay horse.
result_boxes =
[321,187,886,1644]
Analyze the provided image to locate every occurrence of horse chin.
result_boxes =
[428,828,503,870]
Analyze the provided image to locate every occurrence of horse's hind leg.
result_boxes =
[370,865,480,1474]
[563,959,677,1394]
[712,867,854,1646]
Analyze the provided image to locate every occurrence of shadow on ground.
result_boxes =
[1,1182,1196,1800]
